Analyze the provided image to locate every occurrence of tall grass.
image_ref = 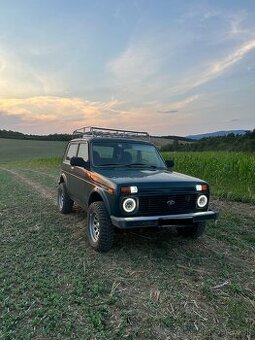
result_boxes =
[163,151,255,203]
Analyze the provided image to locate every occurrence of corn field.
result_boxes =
[163,151,255,203]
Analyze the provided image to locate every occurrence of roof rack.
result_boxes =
[72,126,150,140]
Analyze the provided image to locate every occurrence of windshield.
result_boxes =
[92,141,166,168]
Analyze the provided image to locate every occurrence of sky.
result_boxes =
[0,0,255,136]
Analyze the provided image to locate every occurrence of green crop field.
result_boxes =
[0,139,254,339]
[0,138,67,163]
[163,151,255,204]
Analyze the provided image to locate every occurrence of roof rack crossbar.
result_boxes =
[72,126,150,140]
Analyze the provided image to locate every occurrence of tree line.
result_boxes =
[161,130,255,152]
[1,128,255,152]
[0,129,73,141]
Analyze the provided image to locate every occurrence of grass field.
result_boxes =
[0,137,174,163]
[0,138,67,163]
[0,163,254,339]
[0,140,254,338]
[163,151,255,204]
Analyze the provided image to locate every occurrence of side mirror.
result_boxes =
[70,157,90,169]
[165,160,175,168]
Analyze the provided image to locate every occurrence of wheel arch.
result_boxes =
[59,173,67,185]
[88,188,111,214]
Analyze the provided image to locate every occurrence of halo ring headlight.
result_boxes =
[122,198,136,213]
[197,195,208,208]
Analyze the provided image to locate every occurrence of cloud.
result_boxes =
[107,40,162,85]
[0,96,123,133]
[0,43,67,98]
[157,110,178,114]
[165,39,255,97]
[229,13,248,37]
[155,95,200,114]
[193,40,255,87]
[0,94,201,135]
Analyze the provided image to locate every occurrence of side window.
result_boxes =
[65,143,78,161]
[77,143,88,161]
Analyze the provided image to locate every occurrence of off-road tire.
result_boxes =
[177,222,206,239]
[87,201,114,252]
[58,183,73,214]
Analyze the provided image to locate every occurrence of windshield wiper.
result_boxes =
[124,163,158,169]
[98,163,122,167]
[98,163,160,169]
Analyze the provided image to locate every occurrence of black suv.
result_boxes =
[58,127,217,252]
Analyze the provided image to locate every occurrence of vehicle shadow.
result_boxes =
[63,204,204,257]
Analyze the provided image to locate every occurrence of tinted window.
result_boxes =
[93,145,114,158]
[77,143,88,161]
[66,143,78,160]
[92,142,165,168]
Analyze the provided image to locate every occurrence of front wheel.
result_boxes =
[177,222,206,238]
[87,201,114,252]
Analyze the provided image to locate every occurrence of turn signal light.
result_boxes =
[121,186,138,194]
[196,184,208,191]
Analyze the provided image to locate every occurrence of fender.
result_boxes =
[59,172,68,185]
[59,172,74,198]
[88,186,111,215]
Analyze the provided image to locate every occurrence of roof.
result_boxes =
[72,126,150,141]
[70,137,153,145]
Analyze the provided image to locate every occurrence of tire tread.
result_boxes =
[87,201,114,252]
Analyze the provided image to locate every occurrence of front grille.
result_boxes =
[138,194,203,216]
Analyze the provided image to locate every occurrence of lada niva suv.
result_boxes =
[58,127,217,252]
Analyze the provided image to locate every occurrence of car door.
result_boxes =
[62,142,79,198]
[71,141,92,207]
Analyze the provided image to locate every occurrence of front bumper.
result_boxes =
[111,210,218,229]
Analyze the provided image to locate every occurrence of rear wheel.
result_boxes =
[177,222,206,238]
[87,201,114,252]
[57,183,73,214]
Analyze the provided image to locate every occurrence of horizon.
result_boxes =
[0,127,251,138]
[0,0,255,135]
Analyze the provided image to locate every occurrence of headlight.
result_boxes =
[197,195,208,208]
[122,198,136,213]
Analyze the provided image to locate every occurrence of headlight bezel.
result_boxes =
[197,194,208,208]
[122,197,138,214]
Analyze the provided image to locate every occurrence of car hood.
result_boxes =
[96,168,206,192]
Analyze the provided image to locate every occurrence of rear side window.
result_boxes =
[65,143,78,161]
[77,143,88,161]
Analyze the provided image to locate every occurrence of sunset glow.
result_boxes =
[0,1,254,135]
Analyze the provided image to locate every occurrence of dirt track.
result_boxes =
[0,167,56,203]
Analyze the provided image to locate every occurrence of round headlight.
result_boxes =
[122,198,136,213]
[197,195,208,208]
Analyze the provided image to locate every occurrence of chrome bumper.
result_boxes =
[111,210,218,229]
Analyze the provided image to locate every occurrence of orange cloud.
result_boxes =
[0,95,200,135]
[0,95,118,119]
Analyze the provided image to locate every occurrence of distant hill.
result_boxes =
[161,129,255,152]
[156,135,193,142]
[187,130,248,140]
